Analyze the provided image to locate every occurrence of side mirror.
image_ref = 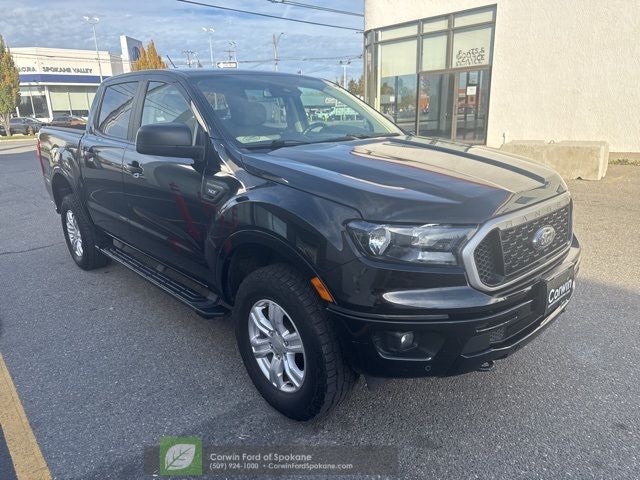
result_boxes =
[135,123,204,159]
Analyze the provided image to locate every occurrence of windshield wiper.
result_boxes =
[311,132,403,144]
[244,139,310,151]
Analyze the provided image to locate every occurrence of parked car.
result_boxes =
[37,70,580,420]
[48,115,86,128]
[9,117,44,135]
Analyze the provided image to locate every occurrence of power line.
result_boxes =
[176,0,363,32]
[267,0,363,17]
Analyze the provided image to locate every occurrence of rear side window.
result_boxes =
[141,82,196,139]
[97,82,138,139]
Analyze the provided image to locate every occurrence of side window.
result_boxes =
[141,82,196,139]
[97,82,138,139]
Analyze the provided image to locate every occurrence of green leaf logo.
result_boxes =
[159,437,202,476]
[165,444,195,471]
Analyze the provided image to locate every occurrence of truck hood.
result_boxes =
[240,136,567,224]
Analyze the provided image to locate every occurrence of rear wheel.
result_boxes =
[234,264,357,420]
[60,193,110,270]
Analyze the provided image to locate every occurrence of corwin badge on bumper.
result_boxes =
[544,265,575,315]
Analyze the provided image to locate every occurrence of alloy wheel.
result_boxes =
[247,299,306,392]
[65,210,83,258]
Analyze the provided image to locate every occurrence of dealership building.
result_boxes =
[11,36,142,120]
[363,0,640,154]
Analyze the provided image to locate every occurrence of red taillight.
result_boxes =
[36,138,45,175]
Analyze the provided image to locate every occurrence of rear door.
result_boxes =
[122,79,210,280]
[80,80,140,240]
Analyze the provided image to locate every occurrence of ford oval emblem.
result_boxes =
[532,225,556,250]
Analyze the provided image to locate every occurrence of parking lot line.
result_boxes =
[0,353,52,480]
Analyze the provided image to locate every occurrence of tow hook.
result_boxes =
[477,360,495,372]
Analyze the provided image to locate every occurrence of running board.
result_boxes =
[98,245,228,319]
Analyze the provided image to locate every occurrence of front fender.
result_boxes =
[208,182,361,300]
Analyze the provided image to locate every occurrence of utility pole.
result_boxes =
[202,27,215,67]
[225,41,237,62]
[339,59,351,88]
[272,33,285,71]
[83,16,103,81]
[182,50,196,68]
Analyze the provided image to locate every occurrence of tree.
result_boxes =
[347,75,364,98]
[131,40,167,71]
[0,35,20,136]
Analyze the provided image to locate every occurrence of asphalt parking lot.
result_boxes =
[1,139,639,479]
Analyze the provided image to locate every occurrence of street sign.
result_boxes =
[216,61,238,69]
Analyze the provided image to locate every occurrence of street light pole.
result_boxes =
[202,27,215,67]
[272,33,285,71]
[83,16,103,82]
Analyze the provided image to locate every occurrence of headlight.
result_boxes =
[347,221,476,265]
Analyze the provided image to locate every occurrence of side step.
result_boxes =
[98,245,228,319]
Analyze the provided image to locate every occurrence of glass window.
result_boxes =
[417,72,454,138]
[97,82,137,139]
[452,26,493,68]
[378,23,417,41]
[422,17,448,33]
[69,89,90,118]
[454,8,494,28]
[379,40,418,132]
[141,82,196,138]
[421,34,448,71]
[50,88,71,115]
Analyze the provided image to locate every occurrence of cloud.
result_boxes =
[2,0,364,81]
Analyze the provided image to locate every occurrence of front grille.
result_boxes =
[474,204,571,287]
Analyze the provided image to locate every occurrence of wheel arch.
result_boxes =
[216,229,328,305]
[51,172,73,212]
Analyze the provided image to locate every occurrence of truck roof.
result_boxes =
[104,69,326,84]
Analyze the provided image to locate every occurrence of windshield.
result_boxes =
[195,74,402,149]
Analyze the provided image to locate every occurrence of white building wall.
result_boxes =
[365,0,640,152]
[12,47,121,78]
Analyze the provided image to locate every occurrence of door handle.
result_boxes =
[127,160,144,178]
[84,146,96,164]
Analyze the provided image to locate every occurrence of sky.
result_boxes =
[0,0,364,81]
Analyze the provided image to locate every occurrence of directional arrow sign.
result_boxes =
[216,61,238,69]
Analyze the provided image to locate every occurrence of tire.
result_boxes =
[60,193,110,270]
[234,264,357,420]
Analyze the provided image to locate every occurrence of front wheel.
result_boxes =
[60,193,110,270]
[234,264,357,420]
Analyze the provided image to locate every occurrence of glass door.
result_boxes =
[416,72,454,138]
[453,69,490,143]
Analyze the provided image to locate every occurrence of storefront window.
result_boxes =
[379,39,417,132]
[417,73,453,138]
[422,17,448,33]
[421,34,448,71]
[50,87,72,117]
[18,86,48,118]
[367,5,495,143]
[378,23,417,41]
[454,8,494,28]
[452,26,493,68]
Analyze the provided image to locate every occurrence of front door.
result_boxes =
[123,80,210,281]
[81,81,139,240]
[454,69,490,143]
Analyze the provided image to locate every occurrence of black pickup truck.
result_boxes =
[38,70,580,420]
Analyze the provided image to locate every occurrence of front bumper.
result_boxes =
[328,239,581,378]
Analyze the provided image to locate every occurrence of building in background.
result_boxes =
[11,35,141,120]
[364,0,640,153]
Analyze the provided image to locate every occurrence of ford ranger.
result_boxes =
[37,70,580,420]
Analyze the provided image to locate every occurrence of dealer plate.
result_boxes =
[544,265,575,315]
